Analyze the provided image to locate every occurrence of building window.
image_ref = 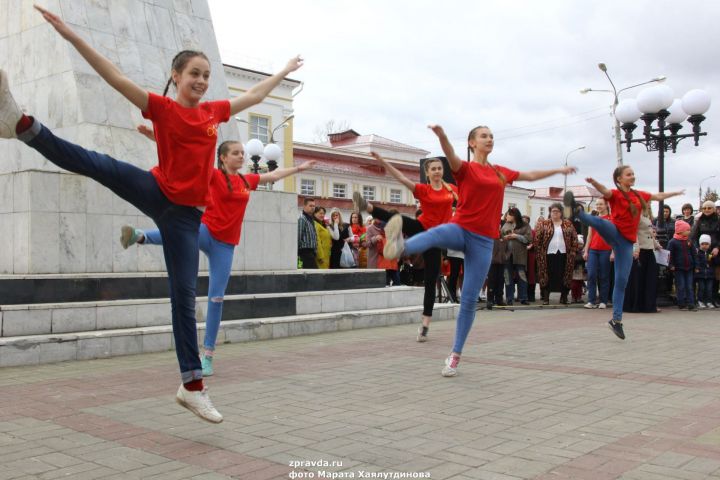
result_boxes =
[249,114,269,144]
[300,179,315,196]
[540,206,546,218]
[332,183,347,198]
[362,185,376,201]
[390,189,402,203]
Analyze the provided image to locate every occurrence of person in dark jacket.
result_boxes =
[695,234,716,308]
[668,220,697,310]
[653,204,676,249]
[690,200,720,305]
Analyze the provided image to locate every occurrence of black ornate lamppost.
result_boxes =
[614,85,711,223]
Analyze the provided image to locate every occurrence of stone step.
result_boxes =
[1,287,425,337]
[0,303,459,367]
[0,269,385,305]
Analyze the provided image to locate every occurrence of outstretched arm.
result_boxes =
[258,160,316,184]
[517,166,576,182]
[649,190,685,201]
[230,56,303,115]
[428,125,463,173]
[35,6,148,111]
[585,177,613,199]
[370,152,415,192]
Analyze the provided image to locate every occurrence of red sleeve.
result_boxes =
[413,183,428,201]
[639,190,651,202]
[246,173,261,191]
[497,165,520,185]
[209,99,231,123]
[452,162,469,182]
[141,92,167,120]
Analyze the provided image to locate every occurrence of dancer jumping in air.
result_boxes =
[564,166,683,339]
[0,5,302,422]
[383,125,575,376]
[122,136,315,376]
[354,153,457,342]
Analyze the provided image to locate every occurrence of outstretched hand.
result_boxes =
[34,5,76,40]
[427,124,445,137]
[585,177,596,184]
[137,124,155,142]
[285,55,304,73]
[560,166,577,175]
[297,160,317,171]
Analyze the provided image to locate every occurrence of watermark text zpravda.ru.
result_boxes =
[289,459,343,468]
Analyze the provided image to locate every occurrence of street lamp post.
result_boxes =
[699,175,716,208]
[614,85,711,226]
[580,63,666,167]
[563,146,586,193]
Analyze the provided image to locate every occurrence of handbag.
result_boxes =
[340,242,357,268]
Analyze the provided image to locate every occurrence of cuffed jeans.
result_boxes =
[20,121,203,382]
[586,249,611,305]
[577,210,633,322]
[144,223,235,352]
[403,223,493,354]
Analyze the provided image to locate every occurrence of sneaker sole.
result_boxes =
[608,322,625,340]
[383,215,404,259]
[441,369,457,377]
[175,396,223,423]
[416,335,428,343]
[120,225,135,249]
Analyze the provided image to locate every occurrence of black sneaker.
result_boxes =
[608,320,625,340]
[563,190,580,219]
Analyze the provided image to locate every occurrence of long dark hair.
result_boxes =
[424,157,458,202]
[217,141,250,192]
[506,207,525,228]
[162,50,210,97]
[612,165,647,217]
[467,125,506,184]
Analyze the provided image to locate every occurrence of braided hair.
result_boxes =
[162,50,210,97]
[217,141,250,193]
[423,157,458,202]
[467,125,506,185]
[612,165,647,218]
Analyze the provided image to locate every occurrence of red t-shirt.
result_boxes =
[413,183,457,230]
[450,162,519,238]
[608,189,652,243]
[588,214,612,251]
[201,170,260,245]
[142,92,231,206]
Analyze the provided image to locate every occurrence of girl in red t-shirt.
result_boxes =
[383,125,575,377]
[353,153,458,342]
[583,197,612,309]
[2,6,302,423]
[565,166,683,340]
[121,139,315,377]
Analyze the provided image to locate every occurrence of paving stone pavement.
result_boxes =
[2,306,720,479]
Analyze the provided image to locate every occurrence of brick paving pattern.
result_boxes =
[2,307,720,479]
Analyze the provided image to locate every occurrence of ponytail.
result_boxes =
[162,50,210,97]
[217,141,249,193]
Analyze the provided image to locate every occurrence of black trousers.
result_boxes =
[298,248,317,269]
[372,206,441,316]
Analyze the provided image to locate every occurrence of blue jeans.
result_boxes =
[697,278,714,304]
[144,223,235,352]
[674,270,694,306]
[20,121,203,383]
[404,223,493,354]
[577,210,634,321]
[504,263,528,304]
[586,249,611,304]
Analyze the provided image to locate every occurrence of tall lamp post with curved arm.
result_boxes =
[563,146,585,193]
[699,175,716,208]
[580,63,666,167]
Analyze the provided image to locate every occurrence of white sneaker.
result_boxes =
[383,214,404,260]
[441,354,460,377]
[583,302,597,309]
[175,384,223,423]
[598,303,607,309]
[698,302,707,309]
[416,326,428,343]
[708,303,716,309]
[0,69,23,139]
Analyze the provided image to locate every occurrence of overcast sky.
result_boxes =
[209,0,719,214]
